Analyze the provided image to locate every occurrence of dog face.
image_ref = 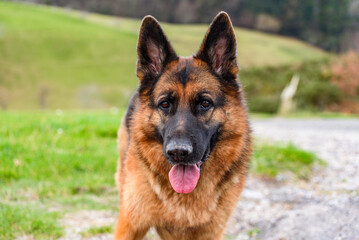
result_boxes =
[134,12,243,194]
[153,60,224,170]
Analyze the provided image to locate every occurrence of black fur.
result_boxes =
[137,16,178,89]
[175,61,193,86]
[195,12,239,89]
[125,92,139,129]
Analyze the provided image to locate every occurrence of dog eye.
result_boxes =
[159,101,170,109]
[200,100,211,110]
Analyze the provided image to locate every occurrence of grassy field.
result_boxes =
[0,1,328,109]
[1,111,122,239]
[0,110,322,239]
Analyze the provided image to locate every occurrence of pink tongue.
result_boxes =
[168,164,200,194]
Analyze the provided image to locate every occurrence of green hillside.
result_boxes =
[0,1,328,109]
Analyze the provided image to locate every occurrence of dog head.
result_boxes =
[134,12,246,194]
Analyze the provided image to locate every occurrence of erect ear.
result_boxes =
[195,12,238,80]
[136,16,177,80]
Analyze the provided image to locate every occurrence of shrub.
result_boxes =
[296,81,342,110]
[247,95,280,113]
[330,51,359,96]
[241,58,343,113]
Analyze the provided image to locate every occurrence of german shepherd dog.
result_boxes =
[115,11,251,240]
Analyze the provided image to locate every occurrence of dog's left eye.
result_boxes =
[159,101,170,109]
[200,100,211,110]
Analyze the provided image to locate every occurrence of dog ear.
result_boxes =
[196,12,238,80]
[136,16,177,80]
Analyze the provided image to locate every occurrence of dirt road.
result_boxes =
[227,118,359,240]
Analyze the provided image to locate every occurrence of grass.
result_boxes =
[247,227,261,239]
[0,110,123,200]
[80,225,113,237]
[252,143,324,179]
[0,1,328,109]
[0,110,322,238]
[0,203,63,240]
[0,110,124,239]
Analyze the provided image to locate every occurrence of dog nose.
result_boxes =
[167,148,189,160]
[165,139,193,163]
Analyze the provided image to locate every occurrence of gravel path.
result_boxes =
[58,118,359,240]
[227,118,359,240]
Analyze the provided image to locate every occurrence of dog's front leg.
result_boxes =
[114,211,149,240]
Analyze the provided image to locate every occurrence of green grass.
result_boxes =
[0,1,328,109]
[80,225,113,237]
[247,227,261,239]
[0,110,322,238]
[0,110,123,200]
[0,203,63,240]
[0,110,124,239]
[252,143,324,179]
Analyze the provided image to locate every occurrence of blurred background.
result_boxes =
[0,0,359,113]
[1,1,359,240]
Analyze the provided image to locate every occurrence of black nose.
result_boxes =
[165,139,193,163]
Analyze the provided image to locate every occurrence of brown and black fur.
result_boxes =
[115,12,251,240]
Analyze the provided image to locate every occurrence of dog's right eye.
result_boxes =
[159,101,170,110]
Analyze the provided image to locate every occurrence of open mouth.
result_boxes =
[168,147,210,194]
